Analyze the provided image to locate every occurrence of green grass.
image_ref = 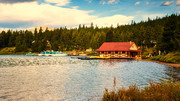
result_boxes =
[0,47,28,55]
[149,52,180,63]
[142,52,180,63]
[103,80,180,101]
[86,51,98,56]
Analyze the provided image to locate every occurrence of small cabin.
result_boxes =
[96,42,142,58]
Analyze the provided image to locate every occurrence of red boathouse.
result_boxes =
[96,42,142,58]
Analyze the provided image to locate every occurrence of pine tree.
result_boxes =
[106,30,113,42]
[159,14,177,52]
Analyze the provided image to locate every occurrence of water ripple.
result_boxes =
[0,55,179,101]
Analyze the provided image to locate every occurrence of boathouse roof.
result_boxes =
[96,42,141,52]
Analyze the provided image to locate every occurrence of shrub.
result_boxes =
[142,52,149,59]
[148,52,180,63]
[102,80,180,101]
[86,51,97,56]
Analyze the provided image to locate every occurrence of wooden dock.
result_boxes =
[77,56,134,60]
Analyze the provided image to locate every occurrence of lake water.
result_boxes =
[0,55,180,101]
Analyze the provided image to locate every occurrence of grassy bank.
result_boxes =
[0,47,98,56]
[142,52,180,64]
[103,80,180,101]
[0,47,28,55]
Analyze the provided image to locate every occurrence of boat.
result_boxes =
[26,52,36,56]
[38,50,67,56]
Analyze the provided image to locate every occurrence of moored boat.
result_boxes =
[26,52,36,56]
[38,50,67,56]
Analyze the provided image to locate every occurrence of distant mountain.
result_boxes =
[28,25,56,32]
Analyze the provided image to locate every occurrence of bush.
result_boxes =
[148,52,180,63]
[102,80,180,101]
[86,51,97,56]
[142,52,149,59]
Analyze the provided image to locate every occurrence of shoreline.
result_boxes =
[1,54,180,68]
[140,59,180,68]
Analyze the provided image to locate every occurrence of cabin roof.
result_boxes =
[96,42,140,52]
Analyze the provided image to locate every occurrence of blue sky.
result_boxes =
[0,0,179,29]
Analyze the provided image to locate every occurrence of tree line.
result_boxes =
[0,14,179,53]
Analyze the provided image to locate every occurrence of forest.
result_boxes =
[0,14,179,53]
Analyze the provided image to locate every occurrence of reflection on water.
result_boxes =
[0,55,179,101]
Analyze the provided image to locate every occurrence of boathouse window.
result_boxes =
[122,51,125,54]
[101,52,104,54]
[115,51,118,54]
[108,51,111,54]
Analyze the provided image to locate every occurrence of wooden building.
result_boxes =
[96,42,142,58]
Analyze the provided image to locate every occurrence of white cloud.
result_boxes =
[0,0,38,4]
[0,28,8,32]
[71,6,79,9]
[135,2,140,6]
[134,13,165,22]
[92,15,134,27]
[176,0,180,5]
[108,0,119,4]
[44,0,70,6]
[102,1,106,5]
[100,0,119,5]
[0,2,133,29]
[85,0,92,3]
[161,1,173,6]
[0,2,96,28]
[146,2,149,5]
[142,14,165,20]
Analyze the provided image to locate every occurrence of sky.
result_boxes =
[0,0,180,29]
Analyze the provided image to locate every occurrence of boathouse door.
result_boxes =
[130,52,136,57]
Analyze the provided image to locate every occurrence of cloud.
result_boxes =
[92,15,134,27]
[142,14,165,20]
[0,2,133,29]
[71,6,79,9]
[44,0,70,6]
[161,1,173,6]
[100,0,119,5]
[0,2,96,28]
[85,0,92,3]
[102,1,106,5]
[135,2,140,6]
[134,13,165,22]
[146,2,149,5]
[108,0,119,4]
[0,0,38,4]
[176,0,180,5]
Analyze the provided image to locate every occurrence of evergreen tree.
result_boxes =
[0,14,179,53]
[159,14,177,52]
[106,30,113,42]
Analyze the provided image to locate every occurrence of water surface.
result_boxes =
[0,55,179,100]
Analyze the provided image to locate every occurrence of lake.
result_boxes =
[0,55,180,101]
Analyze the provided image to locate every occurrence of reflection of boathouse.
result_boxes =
[96,42,142,58]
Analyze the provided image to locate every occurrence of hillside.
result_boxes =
[0,14,179,53]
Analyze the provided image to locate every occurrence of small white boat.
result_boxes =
[26,52,36,56]
[38,51,67,56]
